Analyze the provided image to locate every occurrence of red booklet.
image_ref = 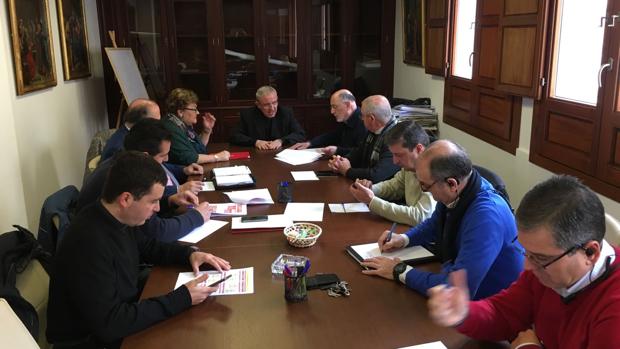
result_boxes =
[229,151,251,160]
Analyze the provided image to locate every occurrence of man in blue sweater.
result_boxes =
[361,140,523,300]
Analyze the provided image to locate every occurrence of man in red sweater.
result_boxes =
[428,175,620,349]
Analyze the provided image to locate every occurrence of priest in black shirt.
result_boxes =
[47,152,231,349]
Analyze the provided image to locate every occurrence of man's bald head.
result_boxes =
[330,89,357,122]
[125,98,161,127]
[418,140,472,182]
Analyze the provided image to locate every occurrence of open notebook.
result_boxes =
[346,242,437,269]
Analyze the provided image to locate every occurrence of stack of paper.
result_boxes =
[328,203,370,213]
[284,203,324,221]
[290,171,319,181]
[231,214,293,233]
[208,203,247,216]
[275,149,323,166]
[213,166,254,188]
[224,188,274,205]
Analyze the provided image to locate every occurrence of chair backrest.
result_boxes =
[473,165,511,210]
[605,213,620,246]
[37,185,79,255]
[83,128,116,184]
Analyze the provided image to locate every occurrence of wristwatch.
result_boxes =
[392,262,407,282]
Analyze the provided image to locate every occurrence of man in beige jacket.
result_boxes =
[349,120,435,226]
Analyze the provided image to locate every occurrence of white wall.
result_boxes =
[393,1,620,217]
[0,0,107,232]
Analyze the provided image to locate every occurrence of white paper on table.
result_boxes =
[290,171,319,181]
[174,267,254,295]
[208,203,247,216]
[215,174,254,186]
[328,203,370,213]
[224,188,274,204]
[201,181,215,191]
[350,242,434,261]
[212,165,252,177]
[398,342,447,349]
[177,220,228,243]
[275,149,322,166]
[284,203,324,221]
[231,214,293,230]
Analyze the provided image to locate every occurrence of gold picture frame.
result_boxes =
[7,0,57,95]
[403,0,424,66]
[57,0,91,80]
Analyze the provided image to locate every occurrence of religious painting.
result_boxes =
[7,0,57,95]
[57,0,91,80]
[403,0,424,66]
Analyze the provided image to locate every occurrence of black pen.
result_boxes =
[207,274,232,287]
[384,222,397,244]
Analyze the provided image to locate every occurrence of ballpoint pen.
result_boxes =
[385,222,397,244]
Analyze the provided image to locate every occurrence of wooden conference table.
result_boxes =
[121,145,508,349]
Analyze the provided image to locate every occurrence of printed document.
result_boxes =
[174,267,254,296]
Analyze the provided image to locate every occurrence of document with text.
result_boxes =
[174,267,254,296]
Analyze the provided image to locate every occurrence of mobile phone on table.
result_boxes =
[241,215,268,223]
[315,170,337,177]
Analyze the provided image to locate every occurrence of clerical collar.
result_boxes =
[553,239,615,298]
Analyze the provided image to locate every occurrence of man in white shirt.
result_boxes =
[349,120,435,226]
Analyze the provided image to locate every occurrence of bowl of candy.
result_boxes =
[283,223,322,248]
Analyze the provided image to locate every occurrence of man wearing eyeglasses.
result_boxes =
[361,140,523,300]
[230,85,305,150]
[428,175,620,349]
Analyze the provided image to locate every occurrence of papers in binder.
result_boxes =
[275,149,323,166]
[231,214,293,232]
[346,242,435,267]
[224,188,274,204]
[212,165,255,188]
[174,267,254,295]
[213,165,252,177]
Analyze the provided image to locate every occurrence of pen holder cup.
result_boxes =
[284,274,307,302]
[284,223,322,248]
[277,182,293,203]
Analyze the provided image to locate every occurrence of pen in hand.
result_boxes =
[383,222,398,249]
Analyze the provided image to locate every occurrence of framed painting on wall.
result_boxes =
[7,0,57,95]
[403,0,424,66]
[57,0,91,80]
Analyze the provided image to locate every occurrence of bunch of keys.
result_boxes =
[326,281,351,297]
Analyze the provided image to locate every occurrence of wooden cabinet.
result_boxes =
[96,0,395,142]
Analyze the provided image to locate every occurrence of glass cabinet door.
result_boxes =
[263,0,299,98]
[223,0,258,101]
[172,0,211,101]
[310,0,343,99]
[351,0,382,99]
[126,0,166,100]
